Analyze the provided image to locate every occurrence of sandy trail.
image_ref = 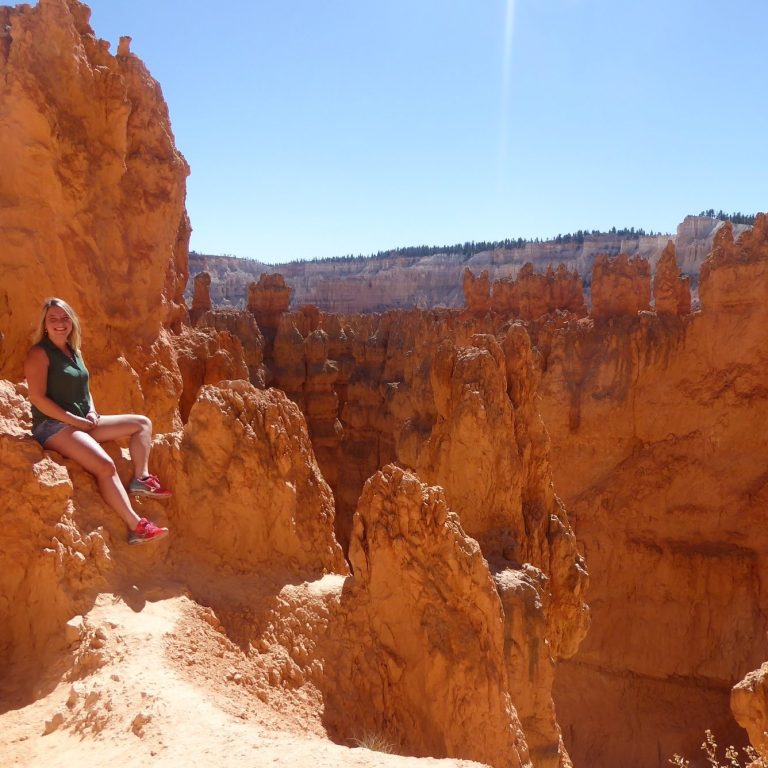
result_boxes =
[1,590,487,768]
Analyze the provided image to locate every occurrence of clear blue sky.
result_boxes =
[84,0,768,263]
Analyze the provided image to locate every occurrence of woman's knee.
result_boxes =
[89,453,118,480]
[136,415,152,434]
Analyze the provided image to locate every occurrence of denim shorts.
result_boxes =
[32,418,70,447]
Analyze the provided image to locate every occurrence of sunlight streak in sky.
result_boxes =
[499,0,516,188]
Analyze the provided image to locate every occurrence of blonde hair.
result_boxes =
[33,297,83,352]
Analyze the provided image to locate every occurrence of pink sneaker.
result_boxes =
[128,474,172,499]
[127,517,169,545]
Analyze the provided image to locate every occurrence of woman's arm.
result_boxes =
[24,346,94,430]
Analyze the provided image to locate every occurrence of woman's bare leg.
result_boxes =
[87,414,153,479]
[45,427,141,529]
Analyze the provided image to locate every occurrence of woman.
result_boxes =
[25,297,170,545]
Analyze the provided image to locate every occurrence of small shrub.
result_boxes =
[350,732,396,754]
[669,729,768,767]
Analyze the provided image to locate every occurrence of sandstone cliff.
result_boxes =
[5,3,768,768]
[0,4,588,767]
[533,215,768,765]
[0,0,190,431]
[187,216,749,313]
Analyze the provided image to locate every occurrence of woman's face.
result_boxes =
[45,306,73,344]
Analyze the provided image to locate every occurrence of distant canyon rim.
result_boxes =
[2,2,768,768]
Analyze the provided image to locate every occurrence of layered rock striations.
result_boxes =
[236,303,590,766]
[590,252,651,320]
[188,216,747,314]
[464,264,587,320]
[6,3,768,767]
[0,7,588,766]
[534,215,768,766]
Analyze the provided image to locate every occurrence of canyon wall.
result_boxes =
[1,4,588,767]
[534,219,768,765]
[0,0,190,430]
[4,3,768,767]
[187,217,750,313]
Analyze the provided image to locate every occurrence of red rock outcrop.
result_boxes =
[0,0,190,415]
[699,215,768,311]
[192,308,266,387]
[154,380,347,577]
[190,271,213,323]
[463,267,492,315]
[652,241,691,315]
[324,464,531,767]
[490,264,587,320]
[172,326,249,422]
[590,252,651,320]
[536,217,768,765]
[255,308,589,766]
[732,663,768,757]
[247,273,293,343]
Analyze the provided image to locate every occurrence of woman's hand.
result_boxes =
[86,410,100,427]
[71,414,96,431]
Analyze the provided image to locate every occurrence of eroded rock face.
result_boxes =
[327,465,531,768]
[253,308,589,766]
[190,272,213,323]
[157,380,347,577]
[699,215,768,311]
[732,663,768,757]
[189,215,744,313]
[590,253,651,320]
[172,326,249,422]
[192,308,266,387]
[463,267,492,316]
[490,264,586,320]
[247,274,293,344]
[538,218,768,765]
[0,0,190,404]
[652,241,691,315]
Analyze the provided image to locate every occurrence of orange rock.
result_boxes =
[699,214,768,311]
[193,308,265,387]
[332,464,531,767]
[537,219,768,765]
[491,263,586,320]
[732,662,768,757]
[463,263,586,321]
[652,241,691,315]
[0,0,189,393]
[590,253,651,320]
[190,272,213,323]
[156,380,347,577]
[463,267,492,315]
[247,274,293,343]
[172,326,249,422]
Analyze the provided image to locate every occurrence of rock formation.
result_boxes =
[535,216,768,765]
[247,273,293,343]
[188,216,748,313]
[190,271,212,323]
[590,252,651,320]
[463,267,492,316]
[0,0,190,420]
[326,465,531,767]
[191,307,266,388]
[732,663,768,757]
[7,3,768,768]
[652,241,691,315]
